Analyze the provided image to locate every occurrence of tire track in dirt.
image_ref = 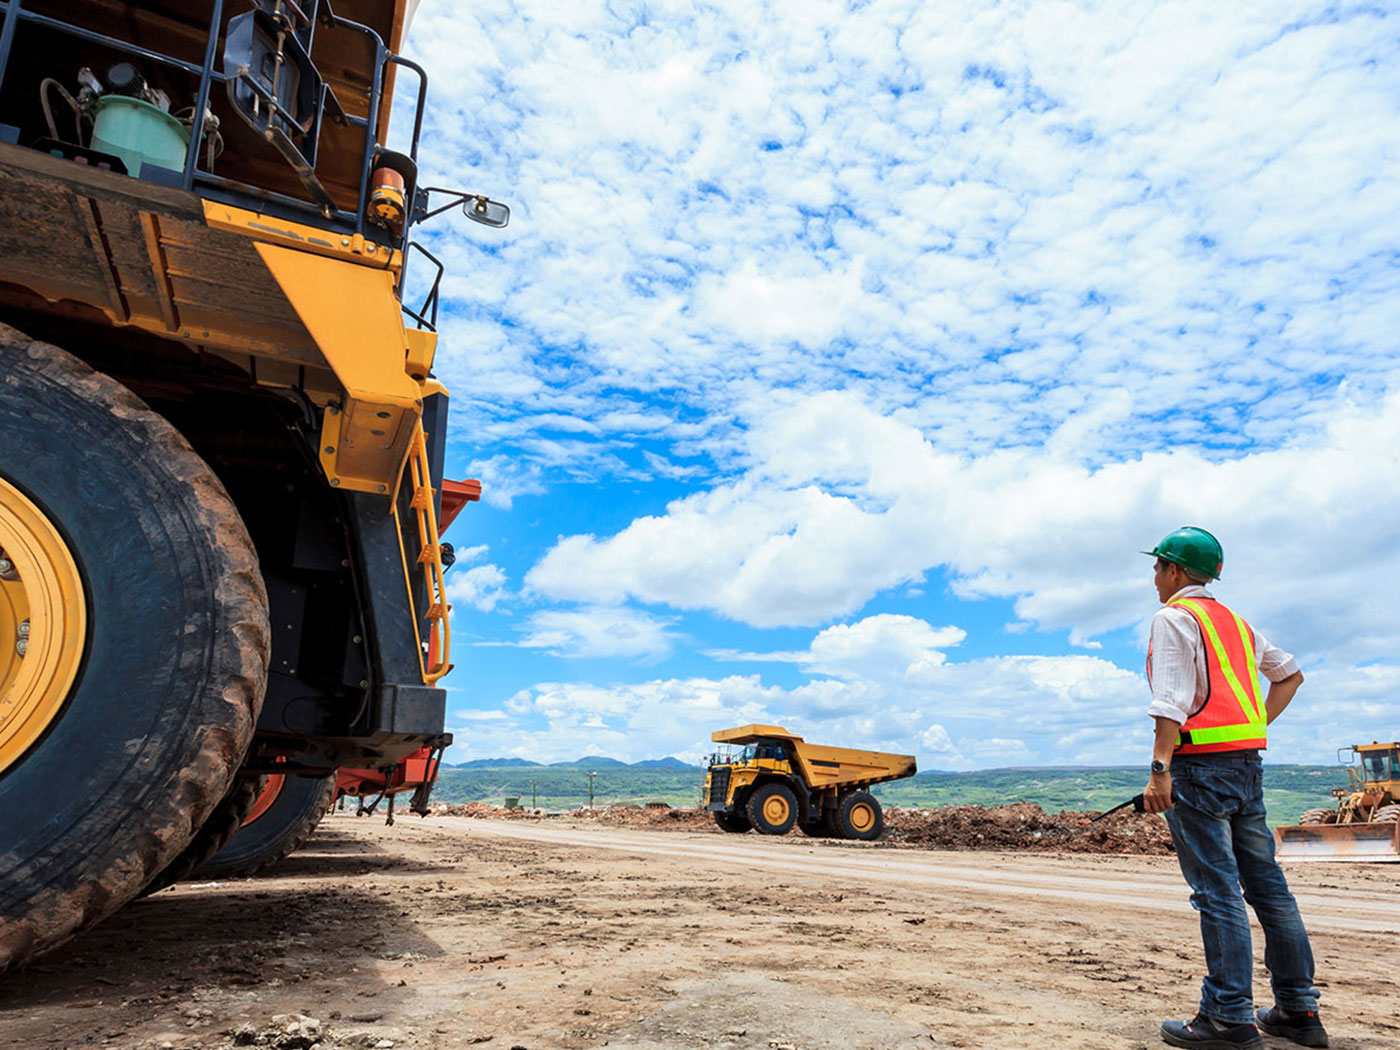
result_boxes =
[432,819,1398,935]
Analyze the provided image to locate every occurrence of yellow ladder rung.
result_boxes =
[425,603,448,620]
[411,486,435,510]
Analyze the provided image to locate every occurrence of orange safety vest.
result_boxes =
[1147,596,1268,754]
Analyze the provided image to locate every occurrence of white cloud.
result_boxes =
[711,614,965,683]
[409,1,1400,487]
[446,561,508,612]
[528,387,1400,668]
[516,605,678,662]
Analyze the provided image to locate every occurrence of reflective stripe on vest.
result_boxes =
[1169,597,1267,753]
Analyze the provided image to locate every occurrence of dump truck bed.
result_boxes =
[711,724,917,789]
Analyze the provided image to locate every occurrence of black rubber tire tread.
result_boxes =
[196,774,336,878]
[821,807,844,836]
[746,782,798,835]
[138,774,267,896]
[1370,804,1400,823]
[0,326,269,970]
[1297,808,1337,826]
[713,810,752,834]
[833,791,884,841]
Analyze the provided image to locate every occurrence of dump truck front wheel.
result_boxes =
[833,791,884,841]
[0,327,269,970]
[713,810,752,834]
[747,782,798,835]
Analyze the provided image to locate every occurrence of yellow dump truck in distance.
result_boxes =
[705,724,916,840]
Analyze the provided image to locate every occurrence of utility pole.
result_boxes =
[587,770,597,809]
[529,779,539,808]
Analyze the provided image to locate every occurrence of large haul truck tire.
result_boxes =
[746,782,798,835]
[0,327,269,970]
[138,773,268,896]
[831,791,884,841]
[195,774,336,878]
[713,810,752,833]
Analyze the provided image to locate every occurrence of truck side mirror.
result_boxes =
[463,195,510,228]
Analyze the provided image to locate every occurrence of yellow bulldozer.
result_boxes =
[704,724,917,840]
[1274,740,1400,862]
[0,0,506,968]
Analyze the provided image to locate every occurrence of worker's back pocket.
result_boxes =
[1172,762,1248,819]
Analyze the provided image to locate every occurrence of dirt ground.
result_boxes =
[2,809,1396,1050]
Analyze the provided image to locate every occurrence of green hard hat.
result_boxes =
[1143,526,1223,580]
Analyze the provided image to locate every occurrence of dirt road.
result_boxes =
[2,813,1396,1050]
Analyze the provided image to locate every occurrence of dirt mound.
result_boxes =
[587,804,714,830]
[428,801,536,819]
[884,802,1174,855]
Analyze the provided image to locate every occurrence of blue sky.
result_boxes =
[396,0,1400,769]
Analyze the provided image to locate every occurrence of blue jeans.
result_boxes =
[1165,753,1319,1025]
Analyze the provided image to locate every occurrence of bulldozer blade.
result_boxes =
[1274,822,1400,863]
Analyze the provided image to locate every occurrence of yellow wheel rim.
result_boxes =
[763,794,790,825]
[849,802,875,833]
[0,477,86,774]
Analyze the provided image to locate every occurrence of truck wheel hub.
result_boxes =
[763,795,790,823]
[849,802,875,832]
[0,477,87,774]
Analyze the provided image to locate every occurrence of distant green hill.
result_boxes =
[430,761,1350,826]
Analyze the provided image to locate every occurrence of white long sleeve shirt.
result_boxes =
[1147,585,1300,726]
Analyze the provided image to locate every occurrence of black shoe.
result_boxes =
[1162,1013,1264,1049]
[1256,1006,1328,1048]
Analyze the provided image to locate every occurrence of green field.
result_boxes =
[431,762,1349,826]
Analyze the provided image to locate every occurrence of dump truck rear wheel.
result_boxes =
[1371,804,1400,823]
[746,782,798,835]
[138,773,268,895]
[0,327,269,970]
[196,774,336,877]
[833,791,884,841]
[713,810,752,833]
[1297,808,1337,825]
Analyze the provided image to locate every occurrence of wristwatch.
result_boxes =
[1151,759,1169,775]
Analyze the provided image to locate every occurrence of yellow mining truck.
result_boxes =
[1275,741,1400,862]
[0,0,507,968]
[705,724,917,840]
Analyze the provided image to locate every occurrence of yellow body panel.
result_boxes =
[203,201,403,270]
[255,242,426,494]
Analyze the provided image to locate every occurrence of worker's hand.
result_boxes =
[1143,771,1173,813]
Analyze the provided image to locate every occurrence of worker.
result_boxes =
[1141,527,1326,1050]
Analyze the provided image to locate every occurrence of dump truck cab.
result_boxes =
[705,724,916,841]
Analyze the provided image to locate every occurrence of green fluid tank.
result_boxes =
[89,96,190,177]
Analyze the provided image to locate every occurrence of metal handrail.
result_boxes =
[399,240,444,331]
[0,0,426,249]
